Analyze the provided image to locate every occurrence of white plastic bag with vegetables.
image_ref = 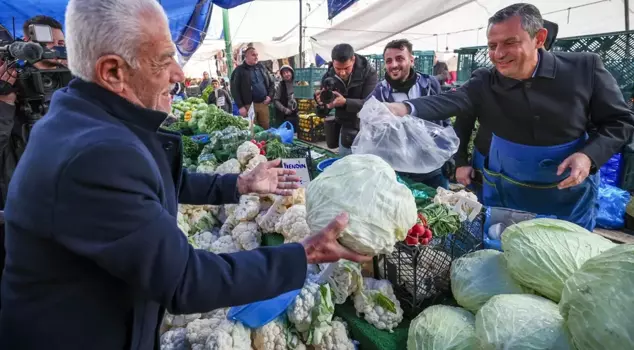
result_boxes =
[351,97,459,174]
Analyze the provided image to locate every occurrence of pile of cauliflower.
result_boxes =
[164,141,405,349]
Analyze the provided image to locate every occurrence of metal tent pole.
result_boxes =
[222,8,233,77]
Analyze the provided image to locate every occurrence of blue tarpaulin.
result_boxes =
[0,0,215,63]
[211,0,252,8]
[328,0,358,20]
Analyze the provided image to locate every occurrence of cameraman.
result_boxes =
[0,16,66,208]
[315,44,377,156]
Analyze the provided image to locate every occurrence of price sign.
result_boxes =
[282,158,311,187]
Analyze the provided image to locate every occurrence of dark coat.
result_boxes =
[0,79,307,350]
[408,49,634,169]
[207,87,233,113]
[230,62,275,109]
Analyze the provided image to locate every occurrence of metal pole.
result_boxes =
[626,0,631,31]
[299,0,304,68]
[222,8,234,77]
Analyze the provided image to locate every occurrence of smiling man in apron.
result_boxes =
[385,3,634,231]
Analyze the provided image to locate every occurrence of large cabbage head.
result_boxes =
[476,294,574,350]
[559,244,634,350]
[501,218,616,302]
[450,249,527,313]
[407,305,477,350]
[306,154,417,255]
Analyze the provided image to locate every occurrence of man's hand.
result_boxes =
[239,106,248,117]
[326,91,346,109]
[237,158,300,195]
[263,96,272,105]
[301,212,373,264]
[385,102,409,117]
[0,60,17,105]
[557,152,592,189]
[314,89,323,105]
[456,166,474,186]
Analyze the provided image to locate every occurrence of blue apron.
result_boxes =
[482,134,599,231]
[469,148,485,202]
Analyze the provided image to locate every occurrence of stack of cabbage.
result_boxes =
[407,218,634,350]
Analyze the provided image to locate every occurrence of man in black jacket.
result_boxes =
[315,44,377,156]
[230,47,275,129]
[386,3,634,231]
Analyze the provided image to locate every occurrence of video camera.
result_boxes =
[0,24,72,123]
[319,77,338,105]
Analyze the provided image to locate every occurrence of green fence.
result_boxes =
[365,50,435,79]
[455,31,634,106]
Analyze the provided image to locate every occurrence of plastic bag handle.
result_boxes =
[279,121,295,133]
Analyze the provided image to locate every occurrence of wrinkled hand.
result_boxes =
[301,212,373,264]
[557,152,592,189]
[263,96,272,105]
[385,102,409,117]
[326,91,346,109]
[456,166,474,186]
[239,106,248,117]
[237,158,300,195]
[0,60,17,105]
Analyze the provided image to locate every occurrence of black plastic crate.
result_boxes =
[376,213,484,317]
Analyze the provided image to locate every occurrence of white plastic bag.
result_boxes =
[351,97,459,174]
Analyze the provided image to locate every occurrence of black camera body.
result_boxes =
[319,77,338,105]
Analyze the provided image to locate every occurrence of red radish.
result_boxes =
[423,229,433,239]
[410,224,426,236]
[405,235,418,246]
[420,237,431,245]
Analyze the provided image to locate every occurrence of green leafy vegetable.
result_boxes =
[265,139,289,160]
[181,135,203,161]
[421,203,461,237]
[374,292,397,314]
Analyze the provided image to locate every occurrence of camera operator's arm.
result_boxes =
[341,69,378,115]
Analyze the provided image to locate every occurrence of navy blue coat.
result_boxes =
[0,79,307,350]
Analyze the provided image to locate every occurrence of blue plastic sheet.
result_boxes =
[596,183,630,229]
[599,153,623,187]
[328,0,359,19]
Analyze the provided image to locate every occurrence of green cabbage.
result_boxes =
[407,305,477,350]
[559,244,634,350]
[450,249,527,313]
[306,154,417,255]
[501,218,616,302]
[476,294,574,350]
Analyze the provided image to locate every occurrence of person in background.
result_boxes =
[370,39,450,189]
[199,71,211,91]
[208,78,232,113]
[170,82,187,101]
[315,44,377,156]
[231,47,275,129]
[0,0,370,348]
[274,65,299,132]
[432,55,450,85]
[386,3,634,231]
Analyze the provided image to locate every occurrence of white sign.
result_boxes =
[282,158,311,187]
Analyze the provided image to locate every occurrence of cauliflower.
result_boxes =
[189,231,218,251]
[210,235,240,254]
[215,159,241,174]
[244,154,268,174]
[313,319,355,350]
[234,195,261,222]
[287,282,335,344]
[327,261,363,304]
[353,278,403,332]
[177,212,191,236]
[282,188,306,207]
[205,319,251,350]
[185,318,218,348]
[160,327,189,350]
[219,214,238,236]
[276,205,311,243]
[232,221,262,251]
[256,196,288,233]
[163,313,201,328]
[237,141,261,166]
[253,318,287,350]
[224,204,238,217]
[196,160,217,174]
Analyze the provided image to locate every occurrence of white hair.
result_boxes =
[65,0,169,82]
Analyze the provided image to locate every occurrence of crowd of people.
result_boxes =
[0,1,632,349]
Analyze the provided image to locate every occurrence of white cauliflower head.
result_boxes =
[353,278,403,332]
[237,141,261,166]
[256,196,288,234]
[219,214,238,237]
[234,195,261,222]
[244,154,268,174]
[177,212,191,236]
[215,159,241,174]
[210,235,240,254]
[163,313,202,328]
[287,281,335,345]
[276,205,311,243]
[160,327,190,350]
[327,261,363,304]
[204,319,251,350]
[189,231,218,251]
[232,221,261,251]
[313,319,355,350]
[253,318,287,350]
[282,188,306,207]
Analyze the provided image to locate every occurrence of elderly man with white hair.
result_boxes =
[0,1,370,349]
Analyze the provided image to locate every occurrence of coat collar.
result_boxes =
[494,48,557,90]
[67,78,168,131]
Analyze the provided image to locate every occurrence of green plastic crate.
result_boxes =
[294,68,327,84]
[413,50,435,75]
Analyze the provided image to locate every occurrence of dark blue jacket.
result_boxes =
[0,79,308,350]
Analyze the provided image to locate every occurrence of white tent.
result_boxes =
[312,0,634,57]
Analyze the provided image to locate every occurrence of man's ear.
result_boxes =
[535,28,548,49]
[94,54,128,93]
